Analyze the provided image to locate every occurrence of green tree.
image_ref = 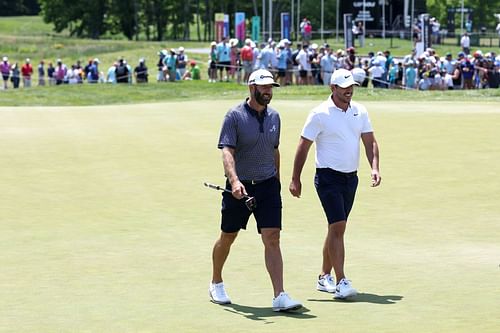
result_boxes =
[109,0,137,40]
[427,0,499,31]
[39,0,110,39]
[0,0,25,15]
[0,0,39,15]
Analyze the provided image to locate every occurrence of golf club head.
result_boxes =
[244,196,257,211]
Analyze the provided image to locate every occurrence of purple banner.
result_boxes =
[235,12,246,43]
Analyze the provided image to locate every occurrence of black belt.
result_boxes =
[317,168,357,177]
[241,177,273,185]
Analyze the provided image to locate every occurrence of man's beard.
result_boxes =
[254,89,272,106]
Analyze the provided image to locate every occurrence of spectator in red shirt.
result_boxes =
[240,39,254,83]
[21,58,33,88]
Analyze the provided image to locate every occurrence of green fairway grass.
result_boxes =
[0,99,499,332]
[1,82,499,106]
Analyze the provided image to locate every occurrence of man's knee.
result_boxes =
[218,232,238,246]
[329,221,347,238]
[261,228,281,248]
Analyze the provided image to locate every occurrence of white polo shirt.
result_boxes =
[301,96,373,173]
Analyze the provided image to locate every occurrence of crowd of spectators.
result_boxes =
[156,46,199,82]
[2,40,499,90]
[0,55,155,89]
[204,36,500,90]
[0,45,205,90]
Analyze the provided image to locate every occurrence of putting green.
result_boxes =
[0,100,498,332]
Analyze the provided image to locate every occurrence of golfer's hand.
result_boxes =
[289,179,302,198]
[231,181,247,199]
[371,170,381,187]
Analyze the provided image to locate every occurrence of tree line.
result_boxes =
[0,0,40,15]
[36,0,330,41]
[1,1,498,41]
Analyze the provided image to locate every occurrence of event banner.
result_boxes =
[344,14,354,49]
[215,13,225,41]
[224,14,230,40]
[252,16,261,42]
[235,12,246,44]
[280,13,290,40]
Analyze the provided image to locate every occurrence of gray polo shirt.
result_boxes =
[218,100,280,182]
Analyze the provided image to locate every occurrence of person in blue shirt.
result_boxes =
[216,36,231,81]
[320,45,335,86]
[388,62,398,88]
[163,49,178,82]
[276,43,288,86]
[87,58,99,84]
[405,61,417,89]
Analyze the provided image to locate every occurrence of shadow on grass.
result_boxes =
[308,292,403,304]
[222,303,316,322]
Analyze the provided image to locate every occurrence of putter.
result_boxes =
[204,182,257,211]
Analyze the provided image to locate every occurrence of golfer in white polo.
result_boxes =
[289,68,381,299]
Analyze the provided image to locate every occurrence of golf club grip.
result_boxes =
[204,182,252,199]
[204,182,231,193]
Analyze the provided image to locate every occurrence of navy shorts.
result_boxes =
[221,177,282,233]
[314,168,358,224]
[218,61,231,71]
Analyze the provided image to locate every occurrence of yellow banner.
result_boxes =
[215,13,224,22]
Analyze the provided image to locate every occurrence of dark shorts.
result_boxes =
[218,61,231,71]
[2,74,9,81]
[277,69,286,77]
[221,177,282,233]
[299,70,308,78]
[314,168,358,224]
[210,61,216,69]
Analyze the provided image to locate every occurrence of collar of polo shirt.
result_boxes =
[245,98,268,118]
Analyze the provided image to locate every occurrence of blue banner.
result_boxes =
[281,13,290,40]
[224,14,230,39]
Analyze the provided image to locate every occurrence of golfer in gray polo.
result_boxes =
[209,69,302,312]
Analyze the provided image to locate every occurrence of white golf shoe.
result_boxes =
[272,292,302,312]
[209,282,231,304]
[334,278,358,299]
[316,274,336,293]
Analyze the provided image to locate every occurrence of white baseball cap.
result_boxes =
[248,69,280,87]
[330,69,359,88]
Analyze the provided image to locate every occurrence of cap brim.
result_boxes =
[336,81,360,88]
[248,76,280,87]
[249,81,280,87]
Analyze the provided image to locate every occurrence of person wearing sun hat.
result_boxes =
[290,68,381,300]
[176,46,188,78]
[21,58,33,88]
[208,68,302,312]
[1,56,10,89]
